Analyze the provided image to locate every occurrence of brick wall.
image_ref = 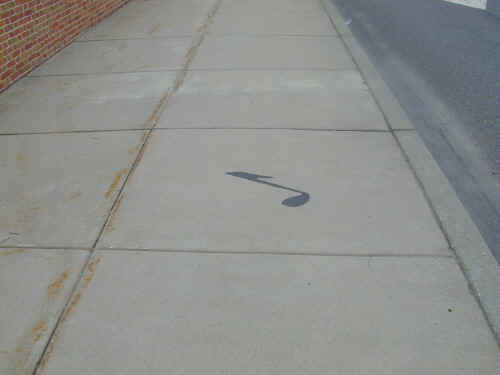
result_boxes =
[0,0,130,91]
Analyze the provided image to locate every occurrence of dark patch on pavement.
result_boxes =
[227,171,310,207]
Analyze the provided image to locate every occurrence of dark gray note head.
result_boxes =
[281,192,310,207]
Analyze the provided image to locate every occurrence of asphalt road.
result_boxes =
[331,0,500,262]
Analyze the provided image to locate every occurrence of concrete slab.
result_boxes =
[100,130,447,254]
[158,70,387,130]
[0,248,87,375]
[212,0,335,35]
[0,132,143,248]
[341,36,415,130]
[397,130,500,340]
[38,252,498,375]
[191,36,354,70]
[31,38,191,76]
[0,72,175,133]
[320,1,415,130]
[78,0,216,40]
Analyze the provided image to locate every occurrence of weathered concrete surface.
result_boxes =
[192,36,354,70]
[0,73,176,133]
[31,38,191,75]
[40,252,499,375]
[78,0,217,39]
[211,0,336,35]
[397,131,500,341]
[99,130,448,254]
[0,249,87,375]
[0,0,497,373]
[157,70,387,130]
[0,132,142,247]
[321,0,500,341]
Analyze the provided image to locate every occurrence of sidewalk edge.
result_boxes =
[320,0,500,344]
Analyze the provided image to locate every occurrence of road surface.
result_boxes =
[331,0,500,261]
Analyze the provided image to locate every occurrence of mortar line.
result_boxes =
[153,127,391,132]
[31,1,224,373]
[318,0,499,344]
[202,33,341,37]
[0,245,452,257]
[73,35,194,42]
[27,70,180,77]
[74,33,340,42]
[27,67,354,78]
[76,34,343,40]
[0,128,414,136]
[190,67,353,71]
[0,245,91,250]
[197,34,342,39]
[0,128,148,136]
[0,245,450,257]
[92,247,454,257]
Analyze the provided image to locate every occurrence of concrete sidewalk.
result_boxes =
[0,0,498,374]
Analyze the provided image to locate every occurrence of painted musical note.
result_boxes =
[226,171,310,207]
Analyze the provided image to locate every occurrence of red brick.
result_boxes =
[0,0,132,90]
[1,70,13,80]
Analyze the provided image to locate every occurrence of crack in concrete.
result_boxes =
[100,0,222,234]
[36,257,102,374]
[31,1,223,373]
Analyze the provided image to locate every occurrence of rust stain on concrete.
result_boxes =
[37,256,103,373]
[98,0,221,236]
[85,256,101,281]
[31,320,48,344]
[14,319,48,369]
[63,291,83,323]
[14,319,47,363]
[34,2,225,371]
[103,194,124,233]
[47,268,71,299]
[66,191,82,201]
[105,168,128,199]
[128,145,139,155]
[149,23,162,34]
[125,129,149,168]
[128,132,151,178]
[15,152,26,169]
[38,337,55,373]
[146,89,171,125]
[103,131,150,234]
[16,206,40,226]
[2,248,24,256]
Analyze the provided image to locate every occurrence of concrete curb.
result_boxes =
[321,0,500,344]
[487,0,500,18]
